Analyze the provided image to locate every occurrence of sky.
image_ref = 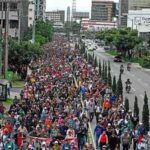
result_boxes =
[46,0,119,12]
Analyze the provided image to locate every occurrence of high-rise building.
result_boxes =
[91,0,116,22]
[28,0,35,27]
[118,0,128,27]
[67,6,71,23]
[35,0,46,21]
[72,0,76,21]
[46,10,65,24]
[129,0,150,10]
[0,0,28,38]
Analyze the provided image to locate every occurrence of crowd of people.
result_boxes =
[0,35,95,150]
[0,34,149,150]
[76,49,149,149]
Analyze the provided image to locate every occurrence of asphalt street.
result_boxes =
[83,41,150,149]
[94,47,150,121]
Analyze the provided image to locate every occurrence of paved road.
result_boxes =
[84,41,150,148]
[94,47,150,120]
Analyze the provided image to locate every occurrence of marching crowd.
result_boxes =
[0,35,94,150]
[0,35,149,150]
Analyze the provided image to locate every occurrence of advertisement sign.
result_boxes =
[134,16,150,25]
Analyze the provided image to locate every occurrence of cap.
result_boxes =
[42,141,46,145]
[54,141,58,144]
[108,123,111,126]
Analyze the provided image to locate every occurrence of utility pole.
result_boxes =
[32,0,36,43]
[0,0,4,75]
[32,20,35,43]
[4,1,9,78]
[0,0,4,36]
[17,1,21,43]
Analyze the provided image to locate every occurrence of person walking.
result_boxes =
[98,131,108,150]
[121,131,131,150]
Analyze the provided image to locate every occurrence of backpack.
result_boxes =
[100,134,107,143]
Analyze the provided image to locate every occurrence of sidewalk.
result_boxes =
[3,88,21,110]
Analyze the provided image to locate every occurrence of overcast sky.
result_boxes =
[46,0,119,12]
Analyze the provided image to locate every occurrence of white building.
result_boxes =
[127,9,150,39]
[81,19,117,32]
[28,0,35,27]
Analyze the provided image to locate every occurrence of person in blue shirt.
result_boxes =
[94,122,105,149]
[4,138,15,150]
[110,95,116,104]
[61,140,71,150]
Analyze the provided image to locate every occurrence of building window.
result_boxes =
[10,20,18,29]
[29,8,32,11]
[29,17,32,20]
[10,2,17,11]
[0,2,7,11]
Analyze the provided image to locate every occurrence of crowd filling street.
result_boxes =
[0,35,149,150]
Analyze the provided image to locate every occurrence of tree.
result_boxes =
[142,91,149,131]
[96,28,143,59]
[84,52,88,60]
[108,61,111,71]
[24,20,53,43]
[99,60,102,76]
[116,73,123,98]
[9,39,42,66]
[124,97,129,112]
[94,57,97,68]
[104,63,108,84]
[107,69,112,86]
[112,76,117,95]
[144,91,148,104]
[134,96,139,118]
[102,61,105,80]
[142,103,149,131]
[71,21,81,34]
[80,43,85,54]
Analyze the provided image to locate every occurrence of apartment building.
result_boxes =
[46,10,65,24]
[91,0,116,22]
[0,0,28,38]
[129,0,150,10]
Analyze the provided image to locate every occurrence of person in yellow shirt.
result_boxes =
[52,141,61,150]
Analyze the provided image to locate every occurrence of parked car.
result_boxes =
[114,55,123,62]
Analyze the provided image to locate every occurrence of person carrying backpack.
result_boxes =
[98,131,108,150]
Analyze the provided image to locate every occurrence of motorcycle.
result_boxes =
[126,85,131,93]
